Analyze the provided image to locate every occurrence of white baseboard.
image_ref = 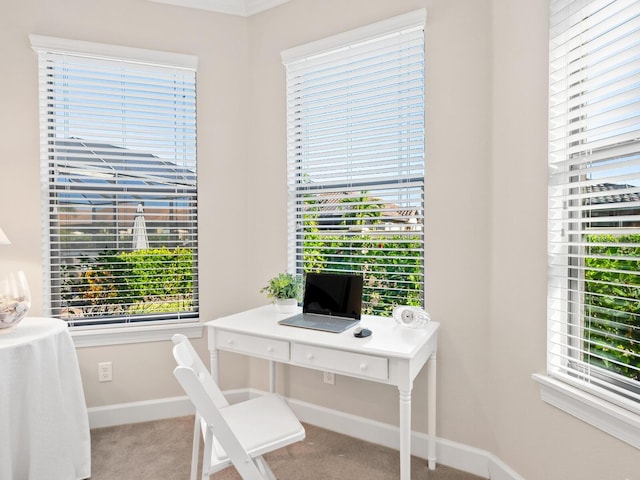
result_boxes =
[87,395,194,429]
[87,388,524,480]
[487,453,527,480]
[282,393,523,480]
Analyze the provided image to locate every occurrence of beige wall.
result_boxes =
[0,0,253,404]
[488,1,638,478]
[1,0,638,479]
[245,0,495,450]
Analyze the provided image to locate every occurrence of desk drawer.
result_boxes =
[292,344,388,381]
[216,331,290,362]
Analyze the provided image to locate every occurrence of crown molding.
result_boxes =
[148,0,290,16]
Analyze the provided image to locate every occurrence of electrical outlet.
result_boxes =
[323,371,335,385]
[98,362,113,382]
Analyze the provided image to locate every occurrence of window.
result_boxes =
[281,10,426,316]
[31,35,198,331]
[540,0,640,446]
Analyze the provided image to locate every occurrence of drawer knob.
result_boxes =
[267,346,274,352]
[306,353,314,361]
[227,339,234,345]
[360,363,368,371]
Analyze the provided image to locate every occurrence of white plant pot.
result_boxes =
[274,298,298,314]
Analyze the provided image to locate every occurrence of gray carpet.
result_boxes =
[89,416,484,480]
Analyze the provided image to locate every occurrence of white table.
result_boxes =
[206,305,439,480]
[0,317,91,480]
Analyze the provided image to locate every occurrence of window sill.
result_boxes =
[532,373,640,449]
[71,321,204,348]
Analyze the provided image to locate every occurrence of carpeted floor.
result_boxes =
[89,416,484,480]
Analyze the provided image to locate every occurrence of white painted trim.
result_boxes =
[244,0,289,16]
[281,9,426,64]
[147,0,290,16]
[72,322,204,348]
[487,452,527,480]
[29,34,197,69]
[88,396,194,429]
[149,0,246,16]
[533,374,640,449]
[285,394,522,479]
[88,388,523,480]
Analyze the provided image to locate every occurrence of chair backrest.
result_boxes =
[172,335,267,480]
[172,334,229,408]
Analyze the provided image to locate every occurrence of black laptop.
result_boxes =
[278,272,363,333]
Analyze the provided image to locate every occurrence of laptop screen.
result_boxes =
[302,272,363,320]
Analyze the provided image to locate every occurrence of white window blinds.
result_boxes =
[32,36,198,327]
[548,0,640,409]
[282,10,426,316]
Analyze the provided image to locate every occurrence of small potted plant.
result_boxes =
[261,272,302,313]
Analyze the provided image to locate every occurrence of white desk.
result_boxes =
[0,317,91,480]
[206,305,439,480]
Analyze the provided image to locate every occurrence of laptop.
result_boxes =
[278,272,363,333]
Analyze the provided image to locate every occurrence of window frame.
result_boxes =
[31,35,202,344]
[281,9,427,316]
[537,0,640,448]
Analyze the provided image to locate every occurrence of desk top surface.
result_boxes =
[207,305,439,360]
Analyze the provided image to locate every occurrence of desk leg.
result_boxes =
[399,388,411,480]
[269,360,276,393]
[210,348,219,385]
[427,351,437,470]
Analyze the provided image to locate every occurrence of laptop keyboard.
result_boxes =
[306,314,351,326]
[279,312,359,333]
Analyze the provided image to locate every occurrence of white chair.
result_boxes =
[171,334,305,480]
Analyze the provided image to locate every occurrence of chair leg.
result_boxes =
[201,425,214,480]
[191,414,202,480]
[255,456,276,480]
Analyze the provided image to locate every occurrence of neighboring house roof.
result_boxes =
[308,192,420,226]
[52,138,196,207]
[585,183,640,205]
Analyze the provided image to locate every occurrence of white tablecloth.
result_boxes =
[0,317,91,480]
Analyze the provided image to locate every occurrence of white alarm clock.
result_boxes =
[392,306,430,328]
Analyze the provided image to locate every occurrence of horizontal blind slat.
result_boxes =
[34,39,199,328]
[286,13,425,317]
[547,0,640,410]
